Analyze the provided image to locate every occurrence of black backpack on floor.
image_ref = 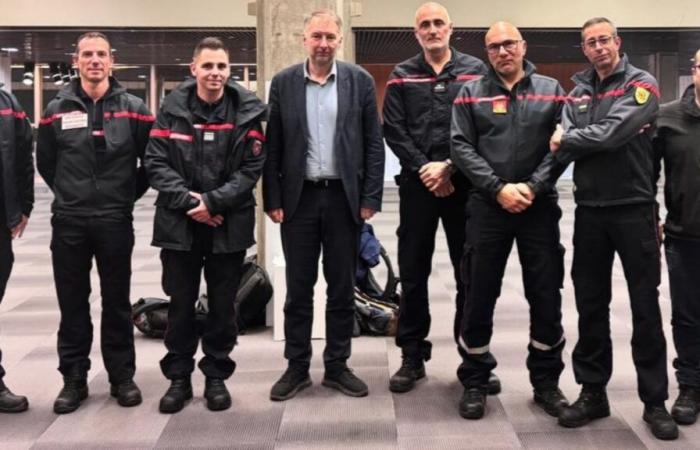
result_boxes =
[132,255,273,338]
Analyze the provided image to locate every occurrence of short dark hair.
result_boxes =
[192,37,229,60]
[75,31,111,54]
[581,17,617,40]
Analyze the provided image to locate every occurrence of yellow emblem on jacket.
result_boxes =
[634,87,650,105]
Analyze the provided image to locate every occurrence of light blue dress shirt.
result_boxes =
[304,60,339,180]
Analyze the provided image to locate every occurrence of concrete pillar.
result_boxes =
[33,63,43,126]
[148,64,158,114]
[0,55,11,93]
[254,0,356,339]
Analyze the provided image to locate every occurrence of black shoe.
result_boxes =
[389,358,425,393]
[459,387,487,419]
[270,366,312,401]
[0,380,28,413]
[671,386,700,425]
[643,405,679,440]
[533,386,569,417]
[159,378,193,414]
[322,368,368,397]
[488,372,502,395]
[109,380,142,407]
[53,378,88,414]
[204,378,231,411]
[558,387,610,428]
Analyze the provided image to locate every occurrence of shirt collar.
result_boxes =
[304,60,337,84]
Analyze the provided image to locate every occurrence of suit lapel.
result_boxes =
[335,62,350,149]
[294,66,310,140]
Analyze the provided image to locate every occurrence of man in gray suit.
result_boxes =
[263,9,385,401]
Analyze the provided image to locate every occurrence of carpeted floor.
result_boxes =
[0,179,697,449]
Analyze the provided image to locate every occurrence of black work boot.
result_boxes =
[0,379,29,413]
[671,386,700,425]
[389,358,425,393]
[204,378,231,411]
[533,386,569,417]
[558,386,610,428]
[53,377,88,414]
[109,379,142,407]
[643,404,679,440]
[270,365,312,401]
[159,378,193,414]
[322,367,369,397]
[459,387,487,420]
[488,372,502,395]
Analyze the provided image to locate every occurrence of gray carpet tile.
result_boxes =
[519,429,649,449]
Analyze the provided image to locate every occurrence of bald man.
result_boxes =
[451,22,568,420]
[383,2,497,395]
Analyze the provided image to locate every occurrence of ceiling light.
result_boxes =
[49,62,63,85]
[22,62,34,86]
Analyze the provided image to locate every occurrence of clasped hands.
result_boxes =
[497,183,535,214]
[419,161,454,198]
[187,192,224,227]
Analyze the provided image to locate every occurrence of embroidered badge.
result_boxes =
[492,99,508,114]
[634,87,650,105]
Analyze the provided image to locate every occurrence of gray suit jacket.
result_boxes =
[263,60,385,223]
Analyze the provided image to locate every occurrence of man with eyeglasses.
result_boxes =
[451,21,568,420]
[652,49,700,426]
[550,17,677,440]
[383,2,501,395]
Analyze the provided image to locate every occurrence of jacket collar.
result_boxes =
[55,77,126,104]
[680,84,700,118]
[417,47,457,76]
[572,53,629,90]
[162,78,267,126]
[486,58,537,90]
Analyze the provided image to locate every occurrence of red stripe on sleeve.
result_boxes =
[246,130,266,142]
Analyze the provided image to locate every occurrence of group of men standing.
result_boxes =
[0,1,699,442]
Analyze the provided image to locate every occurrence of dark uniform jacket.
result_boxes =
[145,79,267,253]
[450,60,565,200]
[654,84,700,240]
[263,61,385,223]
[0,84,34,228]
[37,78,152,217]
[383,48,487,172]
[556,54,659,207]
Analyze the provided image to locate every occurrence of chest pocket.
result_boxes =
[196,123,237,185]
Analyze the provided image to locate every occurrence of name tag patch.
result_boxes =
[203,131,215,142]
[61,112,88,130]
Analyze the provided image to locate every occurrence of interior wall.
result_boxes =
[2,0,699,28]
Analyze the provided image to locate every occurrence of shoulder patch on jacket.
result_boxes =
[634,87,650,105]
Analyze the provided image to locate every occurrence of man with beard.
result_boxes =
[383,2,502,396]
[451,22,568,420]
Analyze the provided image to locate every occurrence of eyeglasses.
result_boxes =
[583,35,616,49]
[485,40,522,55]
